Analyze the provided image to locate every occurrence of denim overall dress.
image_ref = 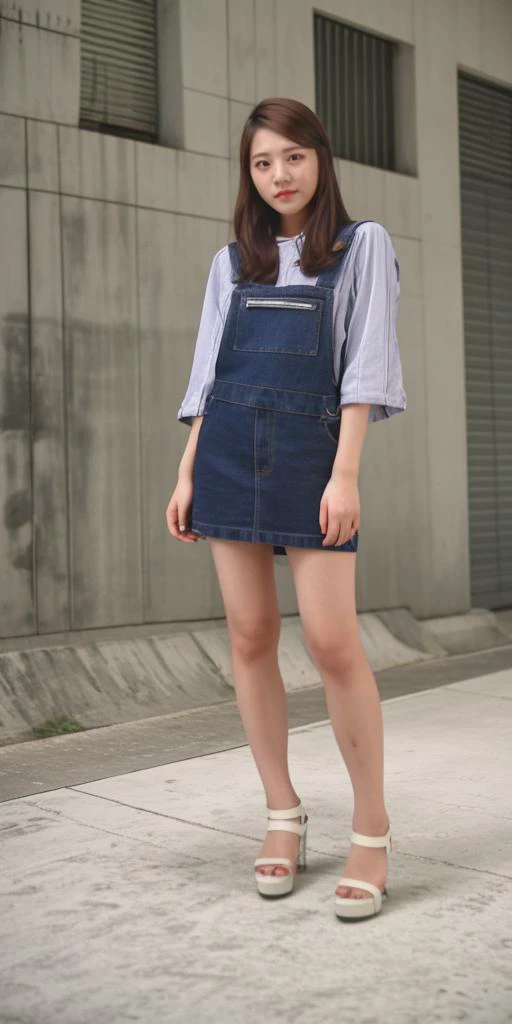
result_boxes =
[190,220,372,556]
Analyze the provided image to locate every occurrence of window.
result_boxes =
[314,13,397,171]
[80,0,158,142]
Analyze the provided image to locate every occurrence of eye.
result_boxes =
[289,153,304,161]
[254,159,269,169]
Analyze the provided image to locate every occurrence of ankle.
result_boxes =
[265,792,301,811]
[351,813,390,836]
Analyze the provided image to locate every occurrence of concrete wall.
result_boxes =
[0,0,511,638]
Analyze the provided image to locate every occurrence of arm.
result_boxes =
[319,404,369,547]
[176,247,229,432]
[168,415,207,543]
[168,249,229,541]
[320,223,405,545]
[178,415,204,482]
[335,221,406,422]
[332,403,371,481]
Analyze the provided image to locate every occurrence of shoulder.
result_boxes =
[349,221,399,284]
[202,244,237,315]
[205,243,235,290]
[208,243,232,275]
[351,220,395,253]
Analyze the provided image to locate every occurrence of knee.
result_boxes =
[306,632,363,678]
[230,615,280,663]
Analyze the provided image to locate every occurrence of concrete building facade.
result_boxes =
[0,0,511,640]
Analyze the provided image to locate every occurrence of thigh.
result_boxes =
[208,539,280,636]
[285,547,360,650]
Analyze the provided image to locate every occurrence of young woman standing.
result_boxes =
[167,97,406,921]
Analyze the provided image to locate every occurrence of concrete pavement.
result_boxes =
[1,664,512,1024]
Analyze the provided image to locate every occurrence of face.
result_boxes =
[249,127,319,235]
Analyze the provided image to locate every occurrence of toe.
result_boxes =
[336,886,351,898]
[336,886,371,900]
[256,865,289,876]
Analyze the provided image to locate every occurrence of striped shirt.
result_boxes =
[177,220,407,426]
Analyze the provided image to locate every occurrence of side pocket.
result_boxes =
[322,416,341,445]
[321,404,341,445]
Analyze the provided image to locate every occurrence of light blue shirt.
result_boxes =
[177,221,407,426]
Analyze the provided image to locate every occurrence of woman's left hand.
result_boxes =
[319,473,360,546]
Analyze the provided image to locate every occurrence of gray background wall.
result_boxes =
[0,0,511,639]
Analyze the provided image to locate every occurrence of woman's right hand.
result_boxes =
[166,476,200,542]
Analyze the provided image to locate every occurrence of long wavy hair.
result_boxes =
[233,97,353,284]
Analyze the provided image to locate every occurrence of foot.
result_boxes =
[255,808,307,878]
[335,819,390,901]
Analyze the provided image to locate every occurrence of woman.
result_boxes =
[167,97,406,921]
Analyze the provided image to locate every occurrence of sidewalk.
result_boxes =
[1,668,512,1024]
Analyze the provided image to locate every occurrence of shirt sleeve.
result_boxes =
[337,222,407,424]
[176,248,229,427]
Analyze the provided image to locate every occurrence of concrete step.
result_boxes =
[0,608,510,745]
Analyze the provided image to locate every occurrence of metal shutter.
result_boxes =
[459,73,512,608]
[314,13,396,170]
[80,0,158,140]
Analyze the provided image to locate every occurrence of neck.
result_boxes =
[278,210,309,237]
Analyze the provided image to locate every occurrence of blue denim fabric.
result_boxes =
[190,221,372,556]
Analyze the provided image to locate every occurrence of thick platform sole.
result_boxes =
[335,890,388,921]
[255,872,295,897]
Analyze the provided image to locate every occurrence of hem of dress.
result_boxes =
[190,521,358,552]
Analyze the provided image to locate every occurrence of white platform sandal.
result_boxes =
[254,801,308,898]
[334,825,392,921]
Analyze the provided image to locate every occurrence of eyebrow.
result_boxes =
[251,145,303,160]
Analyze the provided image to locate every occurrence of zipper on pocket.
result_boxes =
[245,298,317,310]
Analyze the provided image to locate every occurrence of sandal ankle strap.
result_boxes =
[267,802,304,820]
[351,827,392,854]
[266,802,307,836]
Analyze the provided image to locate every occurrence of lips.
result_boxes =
[275,190,297,198]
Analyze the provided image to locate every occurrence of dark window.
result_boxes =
[80,0,158,142]
[314,13,397,170]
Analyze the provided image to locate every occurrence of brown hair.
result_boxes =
[232,97,353,284]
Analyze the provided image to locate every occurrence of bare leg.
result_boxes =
[286,546,390,900]
[209,539,305,878]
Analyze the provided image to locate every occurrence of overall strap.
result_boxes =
[316,219,374,289]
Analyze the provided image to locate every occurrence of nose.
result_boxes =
[273,160,292,185]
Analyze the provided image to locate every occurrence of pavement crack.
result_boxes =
[67,788,270,843]
[21,796,203,857]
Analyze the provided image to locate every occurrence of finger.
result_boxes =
[338,519,354,545]
[177,529,197,543]
[336,533,350,546]
[166,502,179,529]
[323,520,339,546]
[178,515,202,542]
[334,525,348,546]
[167,505,193,541]
[177,505,190,534]
[319,500,327,535]
[178,520,195,541]
[168,513,182,538]
[166,509,178,537]
[347,521,358,542]
[326,519,349,547]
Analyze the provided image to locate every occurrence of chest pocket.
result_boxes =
[233,295,324,357]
